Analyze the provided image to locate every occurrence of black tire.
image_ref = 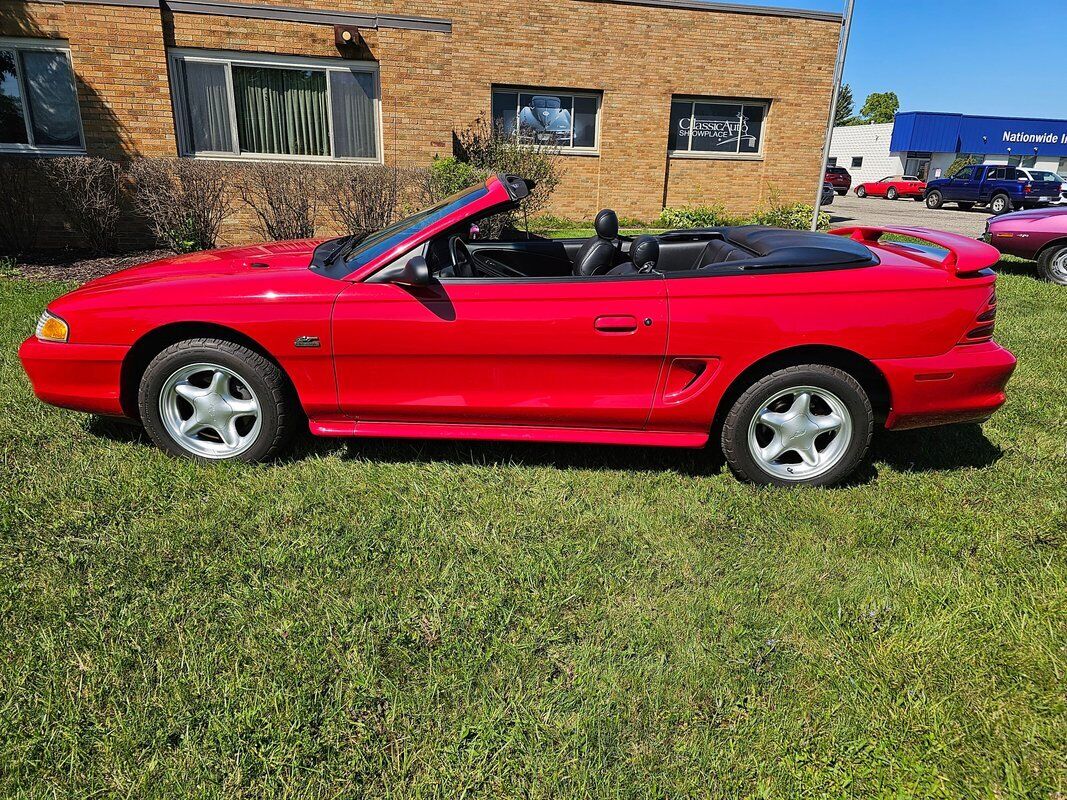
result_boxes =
[957,202,975,211]
[925,190,944,209]
[836,189,847,196]
[138,337,295,462]
[721,364,874,487]
[989,194,1013,215]
[1036,244,1067,286]
[886,187,898,200]
[856,186,867,198]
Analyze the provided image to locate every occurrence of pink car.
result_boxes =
[985,207,1067,285]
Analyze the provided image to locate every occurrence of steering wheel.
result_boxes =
[449,236,475,278]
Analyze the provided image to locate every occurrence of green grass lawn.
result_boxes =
[1,265,1064,798]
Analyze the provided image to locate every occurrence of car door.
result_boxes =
[947,165,980,201]
[331,271,668,430]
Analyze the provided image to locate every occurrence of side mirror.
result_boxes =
[370,255,430,286]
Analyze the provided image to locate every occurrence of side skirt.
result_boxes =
[308,419,709,449]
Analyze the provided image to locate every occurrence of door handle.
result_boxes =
[594,315,639,333]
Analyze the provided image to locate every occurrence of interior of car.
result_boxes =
[428,208,878,280]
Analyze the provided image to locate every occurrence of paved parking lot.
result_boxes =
[826,192,993,238]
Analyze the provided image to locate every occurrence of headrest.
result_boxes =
[594,209,619,240]
[630,235,659,270]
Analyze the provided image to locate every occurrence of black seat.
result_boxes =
[573,209,619,276]
[695,238,751,268]
[608,234,659,275]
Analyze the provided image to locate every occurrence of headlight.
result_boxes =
[35,311,69,343]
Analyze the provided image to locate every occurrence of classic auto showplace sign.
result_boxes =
[680,110,757,150]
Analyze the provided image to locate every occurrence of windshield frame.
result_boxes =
[311,175,515,280]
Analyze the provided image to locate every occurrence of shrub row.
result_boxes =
[0,157,428,257]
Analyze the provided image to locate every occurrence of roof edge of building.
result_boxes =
[60,0,453,32]
[575,0,843,23]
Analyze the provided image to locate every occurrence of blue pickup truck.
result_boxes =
[924,164,1062,214]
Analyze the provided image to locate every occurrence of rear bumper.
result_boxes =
[876,342,1017,430]
[18,336,129,416]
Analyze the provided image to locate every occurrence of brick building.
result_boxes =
[1,0,841,243]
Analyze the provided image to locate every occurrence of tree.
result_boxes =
[834,83,855,127]
[859,91,900,125]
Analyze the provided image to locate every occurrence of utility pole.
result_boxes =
[812,0,856,232]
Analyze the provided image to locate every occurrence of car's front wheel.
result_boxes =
[721,365,873,487]
[925,190,944,209]
[1037,244,1067,285]
[138,338,295,462]
[856,186,867,198]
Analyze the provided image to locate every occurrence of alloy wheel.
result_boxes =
[746,385,853,481]
[159,362,262,458]
[1049,250,1067,285]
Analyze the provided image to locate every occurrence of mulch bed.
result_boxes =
[7,250,171,284]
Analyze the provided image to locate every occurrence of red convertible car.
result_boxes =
[855,175,926,200]
[19,174,1016,486]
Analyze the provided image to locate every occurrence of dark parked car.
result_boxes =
[925,164,1061,214]
[825,166,852,195]
[821,183,835,206]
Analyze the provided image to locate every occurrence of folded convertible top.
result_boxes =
[724,226,877,268]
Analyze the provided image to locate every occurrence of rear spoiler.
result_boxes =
[830,226,1000,276]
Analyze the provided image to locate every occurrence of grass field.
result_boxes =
[1,265,1064,798]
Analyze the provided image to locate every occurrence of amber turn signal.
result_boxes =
[35,311,69,343]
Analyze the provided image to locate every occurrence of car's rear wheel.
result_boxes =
[836,189,847,196]
[721,365,873,487]
[990,194,1012,215]
[1037,244,1067,285]
[856,187,867,198]
[886,187,899,200]
[925,190,944,209]
[138,338,294,462]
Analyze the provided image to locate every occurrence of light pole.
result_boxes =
[812,0,857,232]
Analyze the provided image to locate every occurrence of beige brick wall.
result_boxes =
[1,0,839,246]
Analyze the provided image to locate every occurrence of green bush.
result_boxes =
[658,200,829,232]
[528,213,576,233]
[751,201,830,231]
[420,157,487,205]
[657,205,741,229]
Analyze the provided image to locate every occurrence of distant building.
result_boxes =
[830,112,1067,185]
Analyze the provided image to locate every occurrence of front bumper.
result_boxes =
[875,342,1017,430]
[18,336,129,416]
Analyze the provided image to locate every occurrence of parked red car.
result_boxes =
[19,175,1016,486]
[825,166,852,195]
[985,206,1067,285]
[855,175,927,200]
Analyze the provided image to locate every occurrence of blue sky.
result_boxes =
[731,0,1067,119]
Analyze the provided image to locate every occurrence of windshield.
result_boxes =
[340,183,491,270]
[1025,170,1061,182]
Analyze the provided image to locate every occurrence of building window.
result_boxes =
[851,156,863,168]
[668,97,768,158]
[0,38,84,154]
[1007,155,1037,168]
[491,88,600,152]
[827,157,837,167]
[169,50,380,161]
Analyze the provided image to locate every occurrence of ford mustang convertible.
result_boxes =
[19,174,1017,486]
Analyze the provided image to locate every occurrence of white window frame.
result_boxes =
[492,86,602,155]
[0,37,85,155]
[168,48,383,164]
[668,96,769,161]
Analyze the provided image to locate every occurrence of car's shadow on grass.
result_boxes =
[87,417,1003,481]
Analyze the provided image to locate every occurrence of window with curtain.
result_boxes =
[668,97,768,157]
[491,87,600,151]
[0,39,84,153]
[170,51,380,161]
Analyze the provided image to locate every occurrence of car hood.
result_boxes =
[76,239,323,294]
[990,208,1067,225]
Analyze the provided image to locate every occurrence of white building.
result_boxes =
[829,112,1067,184]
